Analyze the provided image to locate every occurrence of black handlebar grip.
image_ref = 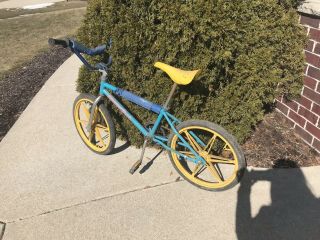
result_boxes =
[48,38,69,48]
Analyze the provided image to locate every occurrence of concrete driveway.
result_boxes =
[0,0,63,9]
[0,55,320,239]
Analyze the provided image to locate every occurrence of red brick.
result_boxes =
[299,96,312,109]
[309,28,320,42]
[298,106,319,124]
[312,103,320,116]
[307,66,320,80]
[305,52,320,68]
[313,138,320,152]
[317,82,320,93]
[314,43,320,55]
[303,76,318,90]
[300,15,320,28]
[276,100,289,115]
[303,87,320,105]
[294,125,313,143]
[305,40,314,52]
[289,110,306,127]
[282,97,299,111]
[306,122,320,139]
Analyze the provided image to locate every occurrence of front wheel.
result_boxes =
[73,93,116,155]
[167,120,246,191]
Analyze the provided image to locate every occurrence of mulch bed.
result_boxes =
[0,47,319,168]
[242,112,320,168]
[0,46,71,141]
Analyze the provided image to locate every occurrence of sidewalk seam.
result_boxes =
[7,178,183,224]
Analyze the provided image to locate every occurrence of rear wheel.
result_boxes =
[73,93,115,155]
[167,120,246,191]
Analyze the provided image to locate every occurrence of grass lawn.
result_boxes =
[0,2,86,76]
[0,1,87,19]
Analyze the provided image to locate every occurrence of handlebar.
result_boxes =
[48,38,112,71]
[71,41,106,56]
[48,38,69,48]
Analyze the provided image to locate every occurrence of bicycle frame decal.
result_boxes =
[101,82,206,164]
[100,82,162,114]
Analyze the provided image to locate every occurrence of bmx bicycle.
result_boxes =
[48,38,246,191]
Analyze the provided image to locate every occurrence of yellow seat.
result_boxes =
[154,62,201,85]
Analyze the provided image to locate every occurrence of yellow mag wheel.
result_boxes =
[73,93,116,155]
[168,120,246,191]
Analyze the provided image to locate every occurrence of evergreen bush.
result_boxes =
[77,0,306,146]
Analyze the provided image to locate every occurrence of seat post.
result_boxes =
[163,83,178,110]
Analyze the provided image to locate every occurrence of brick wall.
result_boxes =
[276,13,320,153]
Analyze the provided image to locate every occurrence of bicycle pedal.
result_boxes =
[129,160,142,175]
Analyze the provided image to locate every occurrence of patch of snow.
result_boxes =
[22,3,54,10]
[299,1,320,16]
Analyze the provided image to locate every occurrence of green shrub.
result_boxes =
[77,0,306,146]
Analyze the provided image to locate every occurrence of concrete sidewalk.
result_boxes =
[0,55,320,239]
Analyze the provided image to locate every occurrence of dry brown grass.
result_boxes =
[0,7,86,75]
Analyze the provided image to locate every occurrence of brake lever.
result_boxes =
[107,38,112,49]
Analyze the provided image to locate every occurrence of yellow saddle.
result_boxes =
[154,62,201,85]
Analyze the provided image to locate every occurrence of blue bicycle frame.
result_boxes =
[67,38,206,165]
[99,81,207,165]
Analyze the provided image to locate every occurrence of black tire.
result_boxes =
[73,93,116,155]
[167,120,246,191]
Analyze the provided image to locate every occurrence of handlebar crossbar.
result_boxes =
[48,38,112,71]
[71,41,106,56]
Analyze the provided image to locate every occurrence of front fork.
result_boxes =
[86,95,104,140]
[86,70,108,134]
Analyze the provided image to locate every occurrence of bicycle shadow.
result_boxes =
[139,149,164,174]
[110,140,164,174]
[236,160,320,240]
[110,141,131,155]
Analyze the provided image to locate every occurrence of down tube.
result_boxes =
[103,89,148,136]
